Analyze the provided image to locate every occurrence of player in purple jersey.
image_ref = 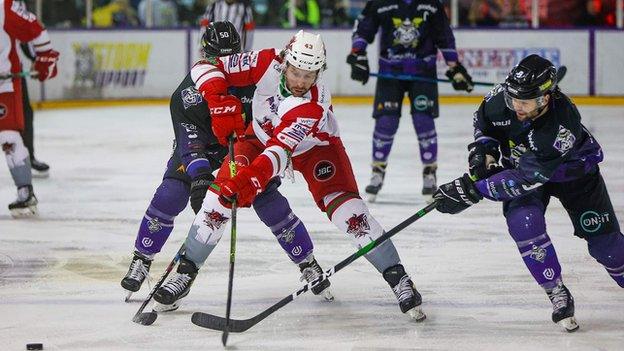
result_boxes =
[347,0,473,202]
[120,22,333,307]
[433,54,624,332]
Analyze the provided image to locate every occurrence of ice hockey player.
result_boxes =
[0,0,59,217]
[433,54,624,332]
[120,22,332,307]
[347,0,473,202]
[155,30,426,321]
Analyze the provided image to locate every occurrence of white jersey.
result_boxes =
[191,48,340,178]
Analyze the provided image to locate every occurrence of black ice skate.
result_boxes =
[153,256,198,312]
[546,281,579,332]
[383,264,426,321]
[8,185,38,218]
[31,158,50,179]
[299,255,334,301]
[422,163,437,203]
[365,162,387,203]
[121,251,152,300]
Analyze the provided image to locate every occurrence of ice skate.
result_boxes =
[422,163,437,203]
[121,251,152,301]
[299,255,334,301]
[383,264,426,321]
[153,256,198,309]
[31,159,50,179]
[8,185,38,218]
[546,281,579,332]
[365,162,387,203]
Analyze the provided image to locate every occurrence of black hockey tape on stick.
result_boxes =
[191,201,438,333]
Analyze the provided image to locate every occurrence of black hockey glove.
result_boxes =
[433,173,483,214]
[445,63,474,92]
[190,174,214,214]
[346,51,369,84]
[467,141,504,180]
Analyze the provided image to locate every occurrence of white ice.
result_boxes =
[1,103,623,350]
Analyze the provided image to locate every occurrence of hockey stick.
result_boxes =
[0,70,38,80]
[222,136,238,346]
[370,65,568,87]
[191,201,438,333]
[131,244,185,326]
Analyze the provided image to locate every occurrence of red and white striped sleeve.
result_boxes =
[191,48,278,98]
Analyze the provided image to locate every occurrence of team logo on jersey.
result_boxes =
[147,218,163,233]
[552,125,576,154]
[203,209,229,230]
[346,214,370,238]
[0,103,6,120]
[529,245,547,263]
[392,17,423,48]
[181,86,203,109]
[508,140,527,167]
[313,161,335,181]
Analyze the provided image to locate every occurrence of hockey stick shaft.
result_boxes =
[132,244,185,325]
[371,65,567,87]
[222,136,238,346]
[192,201,438,333]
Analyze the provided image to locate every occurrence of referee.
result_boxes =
[200,0,255,52]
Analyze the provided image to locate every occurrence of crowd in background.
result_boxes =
[24,0,621,29]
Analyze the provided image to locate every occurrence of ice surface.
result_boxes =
[1,103,623,350]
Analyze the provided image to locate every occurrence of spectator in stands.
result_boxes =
[281,0,321,28]
[93,0,139,27]
[583,0,617,26]
[138,0,179,27]
[526,0,585,27]
[468,0,504,26]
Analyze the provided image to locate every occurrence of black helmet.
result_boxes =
[504,54,557,100]
[201,21,241,58]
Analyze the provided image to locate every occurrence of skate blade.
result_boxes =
[320,289,334,302]
[406,306,426,322]
[424,196,434,204]
[10,206,38,218]
[558,316,579,332]
[153,301,180,312]
[124,291,133,303]
[32,170,49,179]
[366,193,377,203]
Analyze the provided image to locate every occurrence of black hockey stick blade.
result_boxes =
[191,202,437,333]
[193,312,250,333]
[132,311,158,326]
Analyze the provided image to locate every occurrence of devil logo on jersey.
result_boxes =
[346,213,370,238]
[203,209,229,230]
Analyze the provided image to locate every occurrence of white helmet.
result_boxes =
[284,30,326,72]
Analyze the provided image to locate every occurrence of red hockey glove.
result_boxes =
[33,49,60,81]
[218,164,271,208]
[207,95,246,146]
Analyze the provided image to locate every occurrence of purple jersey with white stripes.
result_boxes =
[472,87,604,202]
[351,0,458,73]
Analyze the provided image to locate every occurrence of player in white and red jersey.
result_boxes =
[1,0,59,217]
[154,30,426,321]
